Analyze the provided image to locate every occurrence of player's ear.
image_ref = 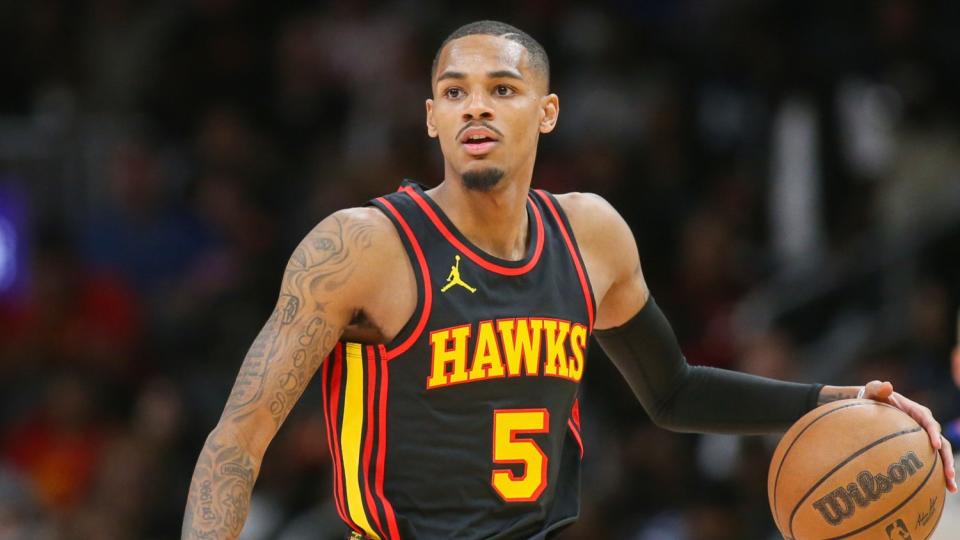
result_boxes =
[425,99,438,138]
[539,93,559,134]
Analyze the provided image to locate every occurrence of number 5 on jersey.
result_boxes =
[491,409,549,502]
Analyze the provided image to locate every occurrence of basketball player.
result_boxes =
[181,21,957,539]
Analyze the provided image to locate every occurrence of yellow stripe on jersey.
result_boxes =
[340,342,381,540]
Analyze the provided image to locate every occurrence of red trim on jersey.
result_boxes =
[328,344,360,532]
[321,350,350,526]
[401,186,545,276]
[567,418,584,459]
[533,191,595,330]
[375,344,401,540]
[377,197,432,362]
[571,398,581,429]
[362,345,386,539]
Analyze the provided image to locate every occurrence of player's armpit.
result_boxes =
[182,208,385,540]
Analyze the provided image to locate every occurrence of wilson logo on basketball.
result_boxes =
[812,451,924,526]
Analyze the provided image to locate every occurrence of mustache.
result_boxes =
[457,121,504,140]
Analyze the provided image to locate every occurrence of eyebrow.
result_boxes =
[487,69,523,80]
[435,69,524,83]
[436,70,466,82]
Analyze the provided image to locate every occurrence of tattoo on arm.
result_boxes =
[222,214,373,426]
[182,212,375,540]
[183,433,257,539]
[266,313,334,427]
[285,214,374,293]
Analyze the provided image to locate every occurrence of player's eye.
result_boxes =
[494,85,515,97]
[444,87,464,99]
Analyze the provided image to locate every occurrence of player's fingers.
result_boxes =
[917,406,941,450]
[930,424,944,450]
[940,436,957,493]
[915,405,942,450]
[942,437,955,478]
[864,380,893,401]
[924,423,942,450]
[889,392,942,449]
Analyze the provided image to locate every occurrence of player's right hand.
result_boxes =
[864,381,958,494]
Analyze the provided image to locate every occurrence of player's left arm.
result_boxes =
[560,192,956,492]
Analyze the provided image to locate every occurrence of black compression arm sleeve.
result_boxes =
[594,298,823,434]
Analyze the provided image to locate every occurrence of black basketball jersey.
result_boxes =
[320,181,595,540]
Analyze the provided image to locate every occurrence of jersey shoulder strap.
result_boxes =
[365,181,432,360]
[530,188,597,331]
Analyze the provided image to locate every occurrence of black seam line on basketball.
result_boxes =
[787,425,924,538]
[919,472,945,540]
[772,402,871,530]
[772,401,902,528]
[822,450,940,540]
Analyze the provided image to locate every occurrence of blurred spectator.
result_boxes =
[1,373,110,516]
[0,465,54,540]
[79,139,212,297]
[0,225,141,378]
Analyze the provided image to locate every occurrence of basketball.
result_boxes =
[768,399,946,540]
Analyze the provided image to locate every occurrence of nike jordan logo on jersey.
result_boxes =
[441,254,476,293]
[426,317,588,389]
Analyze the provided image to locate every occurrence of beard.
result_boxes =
[462,167,505,192]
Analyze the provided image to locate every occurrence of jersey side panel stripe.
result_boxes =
[362,344,386,539]
[340,343,381,539]
[321,345,350,526]
[569,398,583,457]
[566,418,584,458]
[327,343,360,532]
[375,343,401,540]
[365,345,394,540]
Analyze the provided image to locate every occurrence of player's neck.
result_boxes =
[429,172,532,262]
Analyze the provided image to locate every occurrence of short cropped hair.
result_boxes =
[431,20,550,90]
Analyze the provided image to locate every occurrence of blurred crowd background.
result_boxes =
[2,1,960,539]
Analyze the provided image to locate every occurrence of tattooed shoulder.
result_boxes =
[284,208,390,296]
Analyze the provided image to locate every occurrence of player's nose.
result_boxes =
[462,91,494,121]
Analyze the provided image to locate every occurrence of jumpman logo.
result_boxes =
[441,255,477,293]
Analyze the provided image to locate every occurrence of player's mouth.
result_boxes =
[460,127,500,156]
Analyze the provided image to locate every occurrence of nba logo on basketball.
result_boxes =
[885,518,911,539]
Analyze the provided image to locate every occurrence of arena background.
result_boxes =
[1,1,959,539]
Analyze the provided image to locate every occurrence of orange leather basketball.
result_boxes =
[769,399,945,539]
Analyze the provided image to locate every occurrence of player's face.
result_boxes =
[426,35,558,189]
